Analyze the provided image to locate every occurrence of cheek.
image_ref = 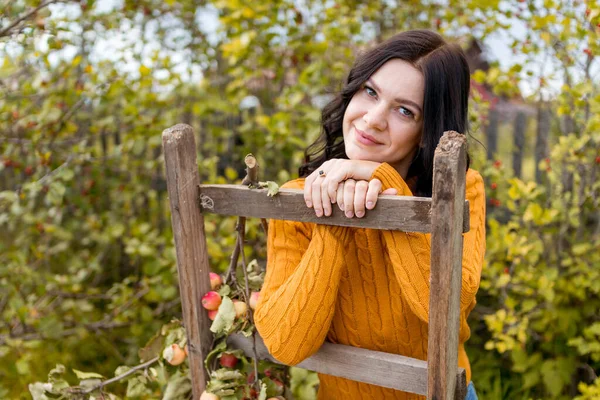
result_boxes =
[343,97,362,131]
[390,123,422,149]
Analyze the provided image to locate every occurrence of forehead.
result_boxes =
[369,59,424,106]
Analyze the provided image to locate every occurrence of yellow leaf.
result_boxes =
[241,7,255,18]
[523,203,542,223]
[540,32,551,44]
[139,65,151,76]
[497,274,511,288]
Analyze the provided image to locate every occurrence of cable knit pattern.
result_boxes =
[254,165,486,399]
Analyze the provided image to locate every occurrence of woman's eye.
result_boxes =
[398,107,413,117]
[365,86,377,97]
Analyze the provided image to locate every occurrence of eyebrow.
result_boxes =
[367,79,423,115]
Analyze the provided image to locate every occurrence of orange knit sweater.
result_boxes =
[254,162,486,400]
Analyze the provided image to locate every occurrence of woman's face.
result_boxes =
[342,59,424,178]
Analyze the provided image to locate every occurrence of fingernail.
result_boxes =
[356,211,364,218]
[346,211,354,218]
[306,201,312,208]
[324,209,331,217]
[316,210,322,217]
[366,201,374,209]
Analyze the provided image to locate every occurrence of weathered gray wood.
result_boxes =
[535,105,551,183]
[163,124,213,398]
[512,112,527,179]
[454,369,467,400]
[428,131,468,400]
[227,333,467,395]
[198,185,470,234]
[486,108,498,160]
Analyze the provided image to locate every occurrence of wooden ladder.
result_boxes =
[162,123,470,400]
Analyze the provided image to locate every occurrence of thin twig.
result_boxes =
[34,154,73,187]
[236,218,248,301]
[46,290,112,300]
[80,356,160,394]
[260,218,269,236]
[236,221,259,391]
[0,321,129,345]
[225,227,241,287]
[0,0,63,37]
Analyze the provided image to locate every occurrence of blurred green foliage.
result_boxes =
[1,0,599,398]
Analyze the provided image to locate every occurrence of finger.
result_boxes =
[354,180,369,218]
[365,179,382,210]
[343,179,356,218]
[326,163,350,200]
[381,188,398,195]
[304,171,316,208]
[337,182,345,211]
[311,177,323,217]
[321,178,333,217]
[327,176,340,204]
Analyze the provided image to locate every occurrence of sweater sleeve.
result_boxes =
[254,180,351,365]
[371,163,486,338]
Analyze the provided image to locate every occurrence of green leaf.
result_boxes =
[210,296,236,335]
[265,181,280,197]
[126,376,151,398]
[218,284,232,297]
[204,340,227,371]
[258,382,268,400]
[72,369,104,380]
[162,370,192,400]
[48,364,66,379]
[212,368,245,381]
[28,382,53,400]
[47,182,66,205]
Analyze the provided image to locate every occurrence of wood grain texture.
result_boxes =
[227,333,469,395]
[198,185,470,233]
[427,131,468,400]
[162,124,213,399]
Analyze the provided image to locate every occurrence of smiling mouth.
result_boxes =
[355,127,382,145]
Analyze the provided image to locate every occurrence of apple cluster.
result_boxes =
[201,272,261,321]
[198,272,287,400]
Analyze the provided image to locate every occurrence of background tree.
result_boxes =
[0,0,599,398]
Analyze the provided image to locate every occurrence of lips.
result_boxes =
[355,127,382,145]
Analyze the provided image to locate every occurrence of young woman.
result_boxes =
[254,30,485,400]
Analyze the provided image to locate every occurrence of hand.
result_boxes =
[304,159,381,217]
[336,179,398,218]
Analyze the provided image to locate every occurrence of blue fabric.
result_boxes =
[465,382,478,400]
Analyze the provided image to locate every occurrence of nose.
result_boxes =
[362,102,387,131]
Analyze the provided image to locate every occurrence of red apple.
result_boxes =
[233,300,247,318]
[219,353,238,368]
[201,291,222,310]
[200,392,220,400]
[209,272,222,290]
[208,309,218,320]
[249,291,260,310]
[163,343,186,366]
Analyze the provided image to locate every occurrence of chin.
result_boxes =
[346,149,379,163]
[345,144,372,161]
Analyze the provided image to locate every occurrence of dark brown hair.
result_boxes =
[299,30,470,197]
